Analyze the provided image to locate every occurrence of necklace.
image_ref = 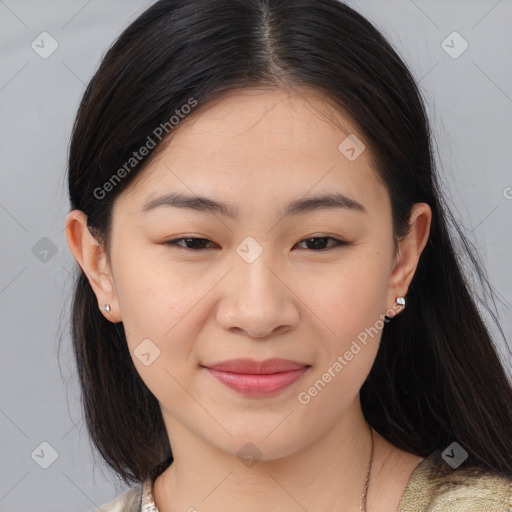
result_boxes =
[360,425,375,511]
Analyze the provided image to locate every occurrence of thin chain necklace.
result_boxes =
[360,425,375,511]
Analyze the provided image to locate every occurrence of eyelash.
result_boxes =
[162,236,350,252]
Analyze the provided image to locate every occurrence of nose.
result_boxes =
[215,247,300,339]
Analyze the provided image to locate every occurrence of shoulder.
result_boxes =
[398,449,512,511]
[92,484,143,512]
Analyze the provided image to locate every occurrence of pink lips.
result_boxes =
[203,358,310,396]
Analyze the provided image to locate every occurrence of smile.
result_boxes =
[202,358,311,396]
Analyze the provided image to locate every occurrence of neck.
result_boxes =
[153,400,377,512]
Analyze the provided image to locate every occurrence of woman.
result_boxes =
[64,0,512,510]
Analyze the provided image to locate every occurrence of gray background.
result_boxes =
[0,0,511,510]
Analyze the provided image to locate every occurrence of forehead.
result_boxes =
[116,87,388,218]
[157,87,364,161]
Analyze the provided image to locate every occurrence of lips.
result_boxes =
[202,358,310,396]
[205,358,308,374]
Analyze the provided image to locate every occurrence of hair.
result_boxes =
[63,0,512,487]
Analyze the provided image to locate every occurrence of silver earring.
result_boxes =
[395,296,406,308]
[104,304,111,312]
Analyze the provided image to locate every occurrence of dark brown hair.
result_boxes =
[63,0,512,486]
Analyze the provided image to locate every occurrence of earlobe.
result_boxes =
[64,210,121,322]
[386,202,432,313]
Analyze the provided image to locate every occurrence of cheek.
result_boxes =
[117,270,199,416]
[298,251,390,347]
[112,248,239,401]
[294,264,388,416]
[114,249,201,337]
[112,253,205,393]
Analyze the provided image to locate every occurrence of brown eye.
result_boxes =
[295,237,349,251]
[163,237,217,250]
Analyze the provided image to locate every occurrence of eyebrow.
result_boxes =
[142,191,367,218]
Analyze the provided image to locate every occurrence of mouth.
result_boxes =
[201,358,311,396]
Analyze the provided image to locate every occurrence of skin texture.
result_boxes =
[66,87,431,511]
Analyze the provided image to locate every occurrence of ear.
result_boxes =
[386,202,432,317]
[65,210,121,322]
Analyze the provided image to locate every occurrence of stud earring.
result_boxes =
[384,296,406,321]
[103,304,111,312]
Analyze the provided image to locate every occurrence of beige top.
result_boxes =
[397,449,512,511]
[94,449,512,511]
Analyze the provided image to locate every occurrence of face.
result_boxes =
[95,87,414,461]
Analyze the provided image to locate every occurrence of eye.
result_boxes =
[294,236,349,251]
[163,237,218,250]
[162,236,349,252]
